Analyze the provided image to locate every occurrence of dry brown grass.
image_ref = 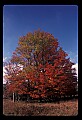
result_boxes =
[3,99,78,116]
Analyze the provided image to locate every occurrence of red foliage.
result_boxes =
[4,30,77,100]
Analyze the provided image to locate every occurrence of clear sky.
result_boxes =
[3,5,78,63]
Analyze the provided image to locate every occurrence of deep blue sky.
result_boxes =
[3,5,78,63]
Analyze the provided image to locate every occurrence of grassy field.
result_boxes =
[3,99,78,116]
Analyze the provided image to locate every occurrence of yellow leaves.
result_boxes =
[4,75,12,79]
[35,44,40,52]
[26,55,30,59]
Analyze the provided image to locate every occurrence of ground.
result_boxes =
[3,99,78,116]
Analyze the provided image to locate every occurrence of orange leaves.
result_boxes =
[4,30,77,100]
[52,40,58,48]
[41,93,46,98]
[18,90,27,95]
[30,94,39,98]
[34,86,39,89]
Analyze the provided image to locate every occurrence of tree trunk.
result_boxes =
[13,92,15,102]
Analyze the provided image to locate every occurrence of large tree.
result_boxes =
[4,29,77,101]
